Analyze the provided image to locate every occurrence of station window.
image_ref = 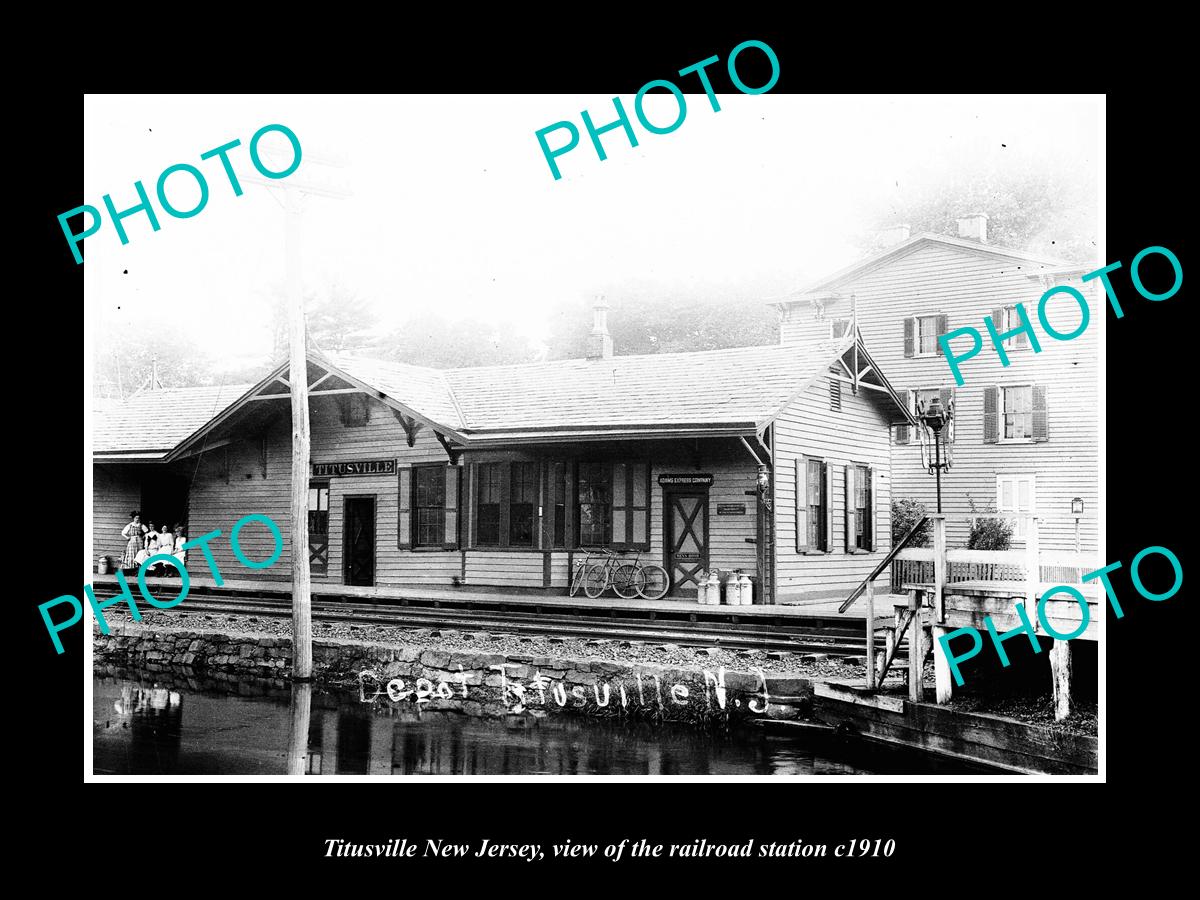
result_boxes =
[413,466,446,548]
[475,463,503,546]
[509,462,538,547]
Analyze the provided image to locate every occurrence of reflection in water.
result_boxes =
[93,672,991,776]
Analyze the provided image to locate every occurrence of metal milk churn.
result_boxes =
[738,572,753,605]
[697,570,709,604]
[723,571,739,605]
[97,556,109,575]
[701,570,719,604]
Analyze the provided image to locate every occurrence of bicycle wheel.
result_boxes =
[612,564,644,599]
[569,562,587,597]
[638,565,670,600]
[583,564,610,599]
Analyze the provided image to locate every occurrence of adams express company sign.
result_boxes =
[312,459,396,478]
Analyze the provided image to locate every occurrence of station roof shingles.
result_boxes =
[328,340,856,438]
[94,335,907,459]
[93,384,254,457]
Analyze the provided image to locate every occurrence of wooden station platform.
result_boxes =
[92,572,866,625]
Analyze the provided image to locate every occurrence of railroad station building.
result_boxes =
[92,306,915,604]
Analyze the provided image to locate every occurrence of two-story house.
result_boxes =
[771,215,1098,553]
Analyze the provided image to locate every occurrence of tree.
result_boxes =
[270,285,384,358]
[857,155,1098,264]
[543,288,780,361]
[94,319,218,399]
[378,311,541,368]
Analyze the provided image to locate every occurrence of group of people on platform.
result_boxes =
[121,511,187,575]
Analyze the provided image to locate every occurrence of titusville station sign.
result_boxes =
[312,459,397,478]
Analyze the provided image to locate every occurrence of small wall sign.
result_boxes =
[659,473,714,486]
[716,503,746,515]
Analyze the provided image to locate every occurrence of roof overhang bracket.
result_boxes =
[392,410,422,447]
[434,431,461,464]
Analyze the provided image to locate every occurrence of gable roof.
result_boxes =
[93,384,254,460]
[773,232,1079,305]
[329,335,912,442]
[96,335,915,461]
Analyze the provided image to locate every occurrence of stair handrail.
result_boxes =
[837,515,930,614]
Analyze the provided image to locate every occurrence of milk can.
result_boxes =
[697,570,710,604]
[723,571,739,606]
[702,570,721,605]
[738,573,754,605]
[97,556,109,575]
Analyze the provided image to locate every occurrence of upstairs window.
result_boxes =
[904,314,949,357]
[830,317,851,339]
[994,306,1032,350]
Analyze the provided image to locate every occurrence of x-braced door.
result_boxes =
[665,491,709,597]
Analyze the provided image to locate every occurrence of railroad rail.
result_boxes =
[135,584,902,658]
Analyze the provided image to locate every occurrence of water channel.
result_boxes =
[93,671,997,776]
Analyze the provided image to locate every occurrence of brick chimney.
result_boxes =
[587,296,613,360]
[878,224,911,247]
[957,213,988,243]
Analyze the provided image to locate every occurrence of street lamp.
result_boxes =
[919,395,953,513]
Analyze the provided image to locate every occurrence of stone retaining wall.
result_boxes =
[95,624,811,724]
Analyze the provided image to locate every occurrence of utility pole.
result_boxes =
[249,145,350,685]
[285,184,313,680]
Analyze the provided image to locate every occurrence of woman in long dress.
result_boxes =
[120,511,145,570]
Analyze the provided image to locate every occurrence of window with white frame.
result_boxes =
[1000,385,1034,441]
[998,306,1032,350]
[916,315,942,355]
[996,474,1036,540]
[830,317,851,339]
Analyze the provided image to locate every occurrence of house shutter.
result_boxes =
[868,466,877,552]
[935,314,948,355]
[903,317,915,358]
[844,464,855,553]
[992,308,1005,332]
[443,465,459,548]
[1032,385,1049,442]
[983,387,999,444]
[824,463,833,553]
[939,387,954,442]
[795,458,808,552]
[397,466,412,549]
[896,389,912,444]
[467,462,477,548]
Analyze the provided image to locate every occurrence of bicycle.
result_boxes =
[572,548,671,601]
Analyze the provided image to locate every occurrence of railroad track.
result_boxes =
[156,590,900,658]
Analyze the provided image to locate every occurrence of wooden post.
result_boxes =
[1025,515,1040,623]
[933,624,953,704]
[931,514,946,623]
[908,589,921,702]
[865,579,876,690]
[286,680,312,775]
[1050,639,1073,721]
[286,187,313,680]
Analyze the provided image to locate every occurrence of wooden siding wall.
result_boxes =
[779,242,1099,552]
[187,394,460,586]
[461,450,758,590]
[773,373,893,601]
[649,462,759,578]
[92,465,143,564]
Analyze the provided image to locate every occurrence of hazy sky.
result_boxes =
[83,94,1101,372]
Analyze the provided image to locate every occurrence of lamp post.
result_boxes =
[920,396,953,514]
